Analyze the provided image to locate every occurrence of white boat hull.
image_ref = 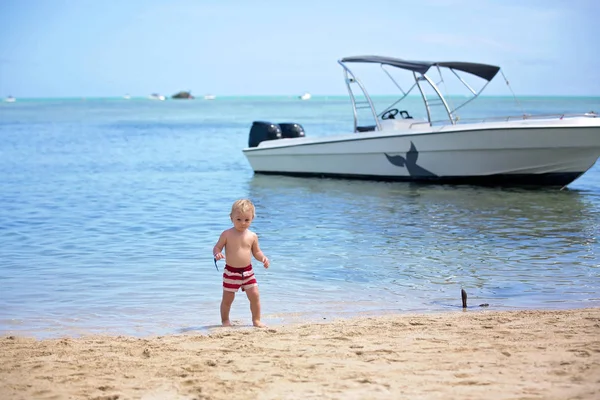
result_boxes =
[243,118,600,186]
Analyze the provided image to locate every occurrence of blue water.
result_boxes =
[1,96,599,338]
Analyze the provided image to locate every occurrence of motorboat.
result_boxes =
[204,94,216,100]
[299,92,311,100]
[148,93,166,101]
[4,95,16,103]
[243,55,600,187]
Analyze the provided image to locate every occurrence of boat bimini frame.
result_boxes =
[338,56,502,132]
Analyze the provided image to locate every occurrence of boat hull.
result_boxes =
[253,170,583,186]
[243,119,600,187]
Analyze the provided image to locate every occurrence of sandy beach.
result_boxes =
[1,308,599,400]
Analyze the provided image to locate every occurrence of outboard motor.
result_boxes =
[279,123,305,139]
[248,121,282,148]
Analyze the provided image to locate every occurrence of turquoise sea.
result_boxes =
[1,96,599,338]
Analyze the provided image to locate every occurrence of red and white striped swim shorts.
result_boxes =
[223,264,258,292]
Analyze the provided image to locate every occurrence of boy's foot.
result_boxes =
[222,320,232,327]
[253,320,266,328]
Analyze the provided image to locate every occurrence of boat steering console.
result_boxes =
[381,109,413,120]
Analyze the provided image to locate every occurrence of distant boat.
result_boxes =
[4,95,16,103]
[148,93,166,101]
[204,94,216,100]
[123,94,131,100]
[172,90,194,99]
[299,92,311,100]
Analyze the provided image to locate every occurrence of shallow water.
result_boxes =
[0,96,599,338]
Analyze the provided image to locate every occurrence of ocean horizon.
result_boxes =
[5,94,600,101]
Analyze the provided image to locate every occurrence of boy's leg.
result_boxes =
[220,291,235,326]
[245,286,265,327]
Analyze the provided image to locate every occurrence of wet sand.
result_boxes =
[1,308,599,400]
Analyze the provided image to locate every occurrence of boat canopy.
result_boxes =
[340,56,500,81]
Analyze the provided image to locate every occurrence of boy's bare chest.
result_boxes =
[227,235,253,249]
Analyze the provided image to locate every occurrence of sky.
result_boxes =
[0,0,598,97]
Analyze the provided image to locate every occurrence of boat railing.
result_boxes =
[451,112,598,125]
[400,112,598,130]
[338,60,382,132]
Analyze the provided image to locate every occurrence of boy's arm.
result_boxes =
[251,233,269,268]
[213,231,227,260]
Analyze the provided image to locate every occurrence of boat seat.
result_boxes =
[356,125,377,132]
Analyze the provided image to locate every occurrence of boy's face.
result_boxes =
[231,210,253,232]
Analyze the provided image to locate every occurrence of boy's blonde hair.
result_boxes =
[230,199,256,218]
